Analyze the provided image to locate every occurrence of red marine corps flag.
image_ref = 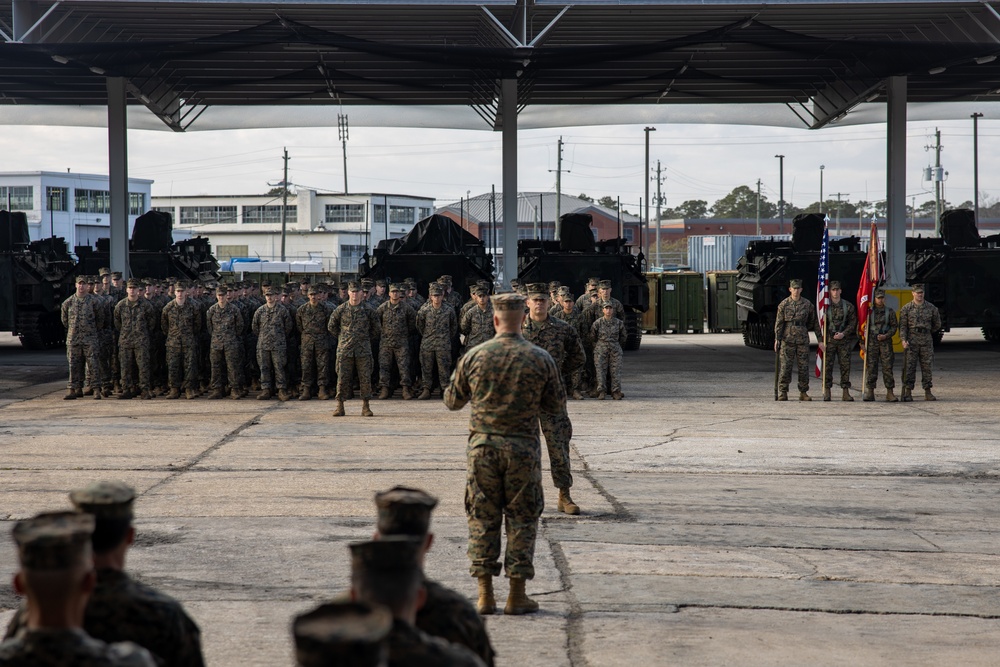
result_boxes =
[856,221,884,360]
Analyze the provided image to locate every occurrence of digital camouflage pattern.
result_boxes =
[823,298,858,389]
[899,299,942,390]
[386,618,486,667]
[4,569,204,667]
[296,302,332,390]
[253,303,293,390]
[376,300,417,389]
[445,332,568,579]
[206,302,245,390]
[416,579,496,667]
[459,304,494,351]
[0,628,156,667]
[328,302,381,400]
[591,316,626,395]
[864,304,897,390]
[62,293,105,391]
[114,299,157,392]
[774,295,820,393]
[417,304,457,391]
[160,299,201,391]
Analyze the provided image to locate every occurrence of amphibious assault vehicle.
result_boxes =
[517,212,648,350]
[0,210,77,349]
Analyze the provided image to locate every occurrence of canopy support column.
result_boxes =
[885,76,907,288]
[108,77,130,277]
[501,77,518,287]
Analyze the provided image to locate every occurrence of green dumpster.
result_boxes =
[660,271,704,333]
[643,273,660,333]
[707,270,740,332]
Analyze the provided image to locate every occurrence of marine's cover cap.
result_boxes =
[69,481,136,521]
[98,267,111,276]
[548,281,561,290]
[910,284,925,293]
[375,486,438,536]
[526,283,549,297]
[293,601,391,667]
[13,511,94,571]
[347,281,362,291]
[598,279,612,289]
[349,536,424,574]
[789,279,803,288]
[491,292,526,312]
[829,280,842,290]
[874,288,886,297]
[388,283,404,293]
[428,285,444,296]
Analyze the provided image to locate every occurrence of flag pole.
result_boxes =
[861,308,872,389]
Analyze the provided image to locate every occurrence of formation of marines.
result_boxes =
[62,271,632,411]
[774,280,941,402]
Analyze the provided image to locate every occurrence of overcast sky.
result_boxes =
[5,116,998,215]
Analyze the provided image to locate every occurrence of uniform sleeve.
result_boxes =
[416,309,426,335]
[898,304,910,341]
[327,307,340,336]
[160,303,171,334]
[144,302,157,333]
[61,297,70,329]
[251,307,261,336]
[406,305,417,333]
[932,305,943,332]
[564,327,585,372]
[444,353,471,411]
[774,300,786,340]
[95,298,107,330]
[886,309,898,338]
[449,308,458,339]
[845,302,858,337]
[114,301,123,332]
[369,308,382,342]
[617,320,627,347]
[538,353,569,419]
[459,308,471,336]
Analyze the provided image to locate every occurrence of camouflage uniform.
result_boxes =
[387,618,485,667]
[418,579,496,667]
[899,298,942,391]
[591,315,627,396]
[296,301,332,393]
[444,329,569,579]
[823,298,858,389]
[864,302,898,391]
[553,304,588,394]
[206,301,245,391]
[252,302,293,391]
[774,295,820,394]
[460,303,495,351]
[376,298,417,391]
[0,629,155,667]
[328,301,381,400]
[523,315,585,489]
[160,299,201,392]
[114,298,156,393]
[61,291,105,393]
[4,569,204,667]
[416,303,457,392]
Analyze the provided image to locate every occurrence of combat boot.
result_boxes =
[504,577,539,615]
[885,388,898,402]
[83,386,95,396]
[361,400,374,417]
[140,389,153,400]
[862,388,874,402]
[778,391,788,401]
[332,400,345,417]
[76,388,84,398]
[117,389,134,400]
[842,388,854,402]
[901,387,913,402]
[166,388,181,400]
[93,390,102,400]
[299,387,311,401]
[277,389,291,402]
[799,391,812,401]
[207,388,225,399]
[476,576,496,615]
[611,391,624,400]
[378,386,391,400]
[557,488,580,515]
[230,388,241,400]
[925,389,937,401]
[417,387,431,400]
[317,387,330,401]
[402,386,414,400]
[571,389,584,400]
[257,388,272,400]
[822,387,831,401]
[186,388,198,400]
[64,390,77,400]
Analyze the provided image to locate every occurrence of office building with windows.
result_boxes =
[0,171,153,251]
[151,190,434,274]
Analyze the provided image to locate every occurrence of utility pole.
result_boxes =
[654,160,664,267]
[775,154,785,234]
[819,164,825,214]
[644,127,656,259]
[338,113,349,193]
[833,192,849,235]
[548,136,569,240]
[934,128,943,235]
[280,148,290,262]
[972,113,983,222]
[755,179,762,235]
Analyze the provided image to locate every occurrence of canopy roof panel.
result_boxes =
[3,0,1000,130]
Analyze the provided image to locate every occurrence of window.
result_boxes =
[390,206,415,224]
[325,204,365,223]
[75,189,110,214]
[46,187,68,211]
[339,244,367,272]
[179,205,237,225]
[0,186,34,210]
[419,207,432,220]
[151,206,175,217]
[129,192,145,216]
[517,227,555,240]
[623,227,635,243]
[215,244,248,260]
[244,204,296,224]
[373,204,386,224]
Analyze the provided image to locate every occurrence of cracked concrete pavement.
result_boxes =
[1,329,999,665]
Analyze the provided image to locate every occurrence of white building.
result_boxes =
[0,171,153,250]
[151,190,435,274]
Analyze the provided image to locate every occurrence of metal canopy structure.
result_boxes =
[3,0,1000,132]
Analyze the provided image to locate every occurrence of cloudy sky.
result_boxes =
[5,115,998,215]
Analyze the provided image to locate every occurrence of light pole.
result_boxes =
[644,126,656,259]
[972,112,983,221]
[775,154,785,234]
[819,165,825,215]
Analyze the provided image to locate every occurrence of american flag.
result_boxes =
[815,221,830,378]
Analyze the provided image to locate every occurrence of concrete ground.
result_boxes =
[1,328,999,666]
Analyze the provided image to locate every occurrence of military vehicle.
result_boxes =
[517,213,649,350]
[736,214,866,350]
[0,210,77,349]
[358,214,495,296]
[75,210,221,282]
